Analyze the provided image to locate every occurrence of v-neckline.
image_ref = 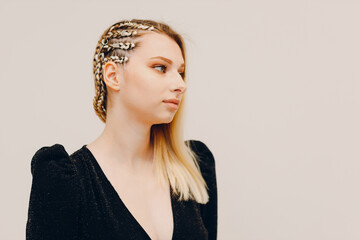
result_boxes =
[82,145,176,240]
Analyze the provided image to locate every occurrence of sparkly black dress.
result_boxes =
[26,140,217,240]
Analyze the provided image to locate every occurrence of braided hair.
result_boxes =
[92,20,159,123]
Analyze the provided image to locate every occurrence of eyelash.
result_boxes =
[153,65,185,78]
[154,65,167,73]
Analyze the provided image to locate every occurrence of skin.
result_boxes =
[86,31,187,176]
[86,32,186,239]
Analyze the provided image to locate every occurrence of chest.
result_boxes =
[107,170,174,240]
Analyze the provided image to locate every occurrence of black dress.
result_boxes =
[26,140,217,240]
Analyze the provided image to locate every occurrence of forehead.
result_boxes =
[134,32,184,64]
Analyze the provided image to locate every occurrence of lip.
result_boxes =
[163,98,180,105]
[164,102,179,110]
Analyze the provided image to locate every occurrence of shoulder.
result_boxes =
[30,144,78,188]
[185,139,215,164]
[27,145,82,238]
[185,139,216,175]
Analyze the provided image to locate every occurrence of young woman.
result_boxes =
[26,19,217,240]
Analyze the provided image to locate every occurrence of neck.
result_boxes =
[89,107,154,171]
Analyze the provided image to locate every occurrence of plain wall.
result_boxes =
[1,0,359,239]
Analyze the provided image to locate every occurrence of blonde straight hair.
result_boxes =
[92,19,209,204]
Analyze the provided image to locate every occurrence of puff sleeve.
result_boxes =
[188,140,218,240]
[26,144,81,240]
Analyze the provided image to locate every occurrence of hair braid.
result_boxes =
[92,20,157,123]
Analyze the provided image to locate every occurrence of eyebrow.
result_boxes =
[150,56,185,68]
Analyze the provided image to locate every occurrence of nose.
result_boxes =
[172,72,187,95]
[175,77,187,95]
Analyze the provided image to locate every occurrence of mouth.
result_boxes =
[163,101,179,110]
[163,101,179,105]
[163,99,180,105]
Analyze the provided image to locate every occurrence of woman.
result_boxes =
[26,19,217,240]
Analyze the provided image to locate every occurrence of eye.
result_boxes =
[153,65,167,73]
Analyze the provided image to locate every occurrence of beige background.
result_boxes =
[1,0,360,239]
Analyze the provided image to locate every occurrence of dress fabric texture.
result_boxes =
[26,139,217,240]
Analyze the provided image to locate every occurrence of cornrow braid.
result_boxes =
[92,20,157,123]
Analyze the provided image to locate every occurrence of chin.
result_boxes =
[154,115,175,125]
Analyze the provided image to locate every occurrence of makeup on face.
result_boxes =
[149,56,185,76]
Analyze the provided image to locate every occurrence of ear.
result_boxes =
[103,62,121,91]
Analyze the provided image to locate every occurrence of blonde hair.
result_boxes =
[92,19,209,204]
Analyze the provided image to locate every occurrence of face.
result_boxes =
[115,32,187,125]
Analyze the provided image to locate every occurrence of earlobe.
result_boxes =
[103,62,121,91]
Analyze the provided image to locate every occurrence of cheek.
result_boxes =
[124,69,162,105]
